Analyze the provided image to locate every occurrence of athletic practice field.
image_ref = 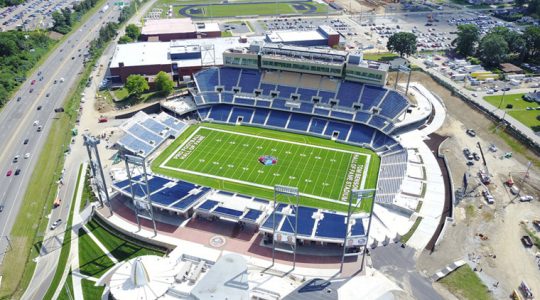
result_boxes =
[153,123,379,211]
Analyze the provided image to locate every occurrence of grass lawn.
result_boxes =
[401,217,422,244]
[490,124,540,168]
[438,265,491,300]
[109,88,162,106]
[221,30,233,37]
[152,123,379,211]
[43,164,83,300]
[112,87,130,100]
[56,272,74,300]
[362,52,399,62]
[81,279,105,300]
[85,219,165,261]
[484,93,540,131]
[77,229,116,278]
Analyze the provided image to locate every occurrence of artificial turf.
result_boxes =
[153,123,379,211]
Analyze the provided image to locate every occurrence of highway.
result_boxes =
[0,2,119,297]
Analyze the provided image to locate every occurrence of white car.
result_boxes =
[24,153,30,159]
[33,120,39,126]
[50,218,62,230]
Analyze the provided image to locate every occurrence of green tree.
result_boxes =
[386,32,417,57]
[487,26,526,59]
[0,36,18,56]
[523,25,540,59]
[118,35,133,44]
[125,24,141,41]
[154,71,174,95]
[452,24,480,57]
[478,34,509,67]
[125,75,149,97]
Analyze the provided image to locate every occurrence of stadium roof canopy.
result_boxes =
[191,253,249,299]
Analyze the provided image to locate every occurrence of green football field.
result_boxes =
[152,123,379,211]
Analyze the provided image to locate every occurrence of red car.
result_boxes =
[98,117,108,123]
[6,170,12,176]
[31,80,36,85]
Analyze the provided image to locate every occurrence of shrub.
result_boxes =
[506,104,513,109]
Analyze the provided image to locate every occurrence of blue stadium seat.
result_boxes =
[336,81,362,107]
[243,209,263,222]
[372,131,392,149]
[141,118,167,134]
[195,68,219,92]
[203,92,220,103]
[277,85,296,99]
[287,114,311,132]
[260,203,288,230]
[118,133,153,155]
[208,105,231,122]
[292,102,313,113]
[221,92,234,103]
[361,85,386,110]
[351,219,365,236]
[330,111,354,120]
[153,182,196,206]
[251,108,269,124]
[348,124,375,144]
[235,97,255,106]
[272,99,288,109]
[220,67,241,91]
[255,100,271,107]
[238,70,262,93]
[214,206,244,219]
[369,115,388,129]
[266,110,290,128]
[160,116,186,132]
[229,107,254,123]
[314,108,330,117]
[297,88,318,102]
[316,213,346,239]
[260,83,275,96]
[280,206,317,236]
[378,91,409,119]
[198,200,219,211]
[309,118,327,134]
[354,111,371,123]
[318,91,335,104]
[324,121,351,140]
[129,123,164,144]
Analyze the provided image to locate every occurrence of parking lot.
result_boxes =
[0,0,79,31]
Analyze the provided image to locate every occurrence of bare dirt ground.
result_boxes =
[401,72,540,299]
[333,0,385,14]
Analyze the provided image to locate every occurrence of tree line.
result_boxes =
[453,24,540,67]
[51,0,99,34]
[0,31,53,107]
[0,0,23,8]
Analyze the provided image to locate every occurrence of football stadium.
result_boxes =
[111,42,413,245]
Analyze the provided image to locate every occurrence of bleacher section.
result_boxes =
[194,191,270,225]
[194,68,409,130]
[259,205,368,241]
[112,174,210,213]
[374,149,408,204]
[117,111,187,157]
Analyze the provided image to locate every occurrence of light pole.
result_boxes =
[497,87,511,109]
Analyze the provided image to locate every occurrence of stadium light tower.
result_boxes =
[271,185,300,271]
[123,154,158,236]
[340,188,376,274]
[83,134,113,216]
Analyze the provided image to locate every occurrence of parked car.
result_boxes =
[520,195,534,202]
[473,152,481,161]
[466,129,476,137]
[521,235,533,247]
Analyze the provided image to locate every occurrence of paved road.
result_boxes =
[0,2,119,296]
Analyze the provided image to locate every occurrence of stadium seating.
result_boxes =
[195,68,219,92]
[297,88,318,102]
[266,110,290,128]
[369,115,389,129]
[347,124,375,145]
[221,92,234,103]
[277,85,296,99]
[324,121,351,140]
[260,83,275,96]
[313,108,330,117]
[287,113,312,132]
[272,99,288,110]
[354,111,371,123]
[251,108,270,124]
[129,123,163,144]
[318,91,335,104]
[117,133,153,155]
[208,105,231,122]
[280,206,318,236]
[309,118,327,134]
[238,69,262,93]
[378,90,409,119]
[141,118,168,134]
[235,97,256,106]
[220,67,241,91]
[255,99,271,107]
[229,107,255,123]
[316,213,346,239]
[336,81,362,107]
[293,102,314,114]
[243,209,263,222]
[330,111,354,120]
[360,85,386,110]
[350,219,366,236]
[202,92,220,103]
